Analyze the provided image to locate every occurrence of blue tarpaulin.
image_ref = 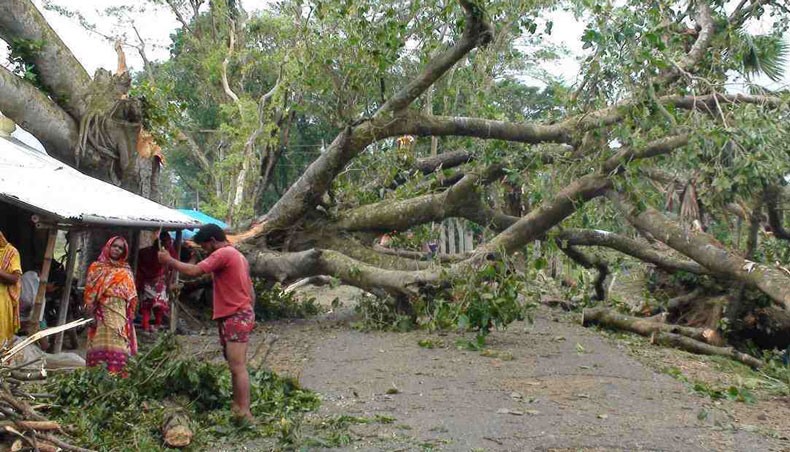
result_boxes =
[176,209,229,239]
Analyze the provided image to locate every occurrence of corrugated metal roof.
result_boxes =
[0,137,202,229]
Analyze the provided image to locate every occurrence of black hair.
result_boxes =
[193,224,226,243]
[159,230,171,242]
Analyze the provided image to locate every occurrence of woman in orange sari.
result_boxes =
[84,236,138,373]
[0,232,21,347]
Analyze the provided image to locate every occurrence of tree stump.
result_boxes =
[161,409,192,448]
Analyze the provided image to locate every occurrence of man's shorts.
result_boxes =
[217,308,255,348]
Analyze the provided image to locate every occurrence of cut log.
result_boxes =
[3,420,61,431]
[161,408,193,448]
[582,307,722,345]
[651,332,764,368]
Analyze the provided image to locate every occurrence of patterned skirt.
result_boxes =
[86,296,136,374]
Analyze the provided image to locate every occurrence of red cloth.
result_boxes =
[136,245,176,288]
[197,245,253,319]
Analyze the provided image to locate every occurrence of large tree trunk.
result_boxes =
[0,0,157,198]
[0,0,92,118]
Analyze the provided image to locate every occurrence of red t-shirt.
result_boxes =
[197,245,253,319]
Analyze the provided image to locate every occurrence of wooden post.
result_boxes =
[439,223,447,255]
[464,226,474,253]
[52,231,80,354]
[128,229,141,276]
[170,230,183,334]
[447,219,457,255]
[29,229,58,334]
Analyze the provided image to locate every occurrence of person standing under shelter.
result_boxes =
[157,224,255,422]
[83,236,138,374]
[136,231,177,333]
[0,232,21,347]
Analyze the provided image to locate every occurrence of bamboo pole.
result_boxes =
[170,230,183,334]
[128,229,141,276]
[52,232,79,354]
[29,229,57,334]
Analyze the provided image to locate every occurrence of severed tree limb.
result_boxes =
[316,234,436,271]
[555,228,707,274]
[661,92,784,111]
[651,332,763,368]
[607,191,790,309]
[332,167,510,233]
[582,307,722,346]
[474,175,611,257]
[6,420,60,431]
[666,288,706,313]
[0,391,46,422]
[392,94,783,146]
[373,245,470,263]
[602,133,691,174]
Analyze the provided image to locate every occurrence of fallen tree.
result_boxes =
[3,0,790,357]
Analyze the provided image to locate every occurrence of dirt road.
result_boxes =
[189,287,790,451]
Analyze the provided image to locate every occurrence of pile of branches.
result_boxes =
[0,358,90,452]
[0,319,94,452]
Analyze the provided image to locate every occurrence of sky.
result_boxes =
[1,0,789,149]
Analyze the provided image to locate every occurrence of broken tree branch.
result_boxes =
[651,332,763,368]
[582,307,721,345]
[555,228,707,274]
[607,191,790,309]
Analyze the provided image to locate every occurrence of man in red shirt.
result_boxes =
[158,224,255,422]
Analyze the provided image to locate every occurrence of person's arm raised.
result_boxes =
[158,250,205,278]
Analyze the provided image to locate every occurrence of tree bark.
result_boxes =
[0,66,78,159]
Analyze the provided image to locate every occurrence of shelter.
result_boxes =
[176,209,228,240]
[0,136,201,351]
